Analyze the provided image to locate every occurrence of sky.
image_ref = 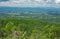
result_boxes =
[0,0,60,7]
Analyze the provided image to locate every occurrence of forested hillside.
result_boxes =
[0,18,60,39]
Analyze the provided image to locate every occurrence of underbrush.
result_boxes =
[0,18,60,39]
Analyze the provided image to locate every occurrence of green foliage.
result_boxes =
[0,18,60,39]
[4,22,15,32]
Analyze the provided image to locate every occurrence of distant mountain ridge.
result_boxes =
[0,7,60,13]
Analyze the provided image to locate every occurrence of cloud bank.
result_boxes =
[0,0,60,7]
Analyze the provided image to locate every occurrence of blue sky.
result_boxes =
[0,0,60,7]
[0,0,9,2]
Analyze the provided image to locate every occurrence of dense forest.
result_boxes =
[0,18,60,39]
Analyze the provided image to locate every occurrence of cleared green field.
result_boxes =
[0,18,60,39]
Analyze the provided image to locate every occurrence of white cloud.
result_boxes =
[55,0,60,3]
[0,0,60,7]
